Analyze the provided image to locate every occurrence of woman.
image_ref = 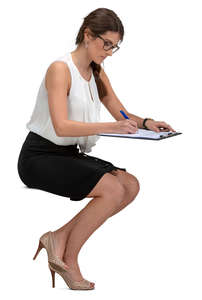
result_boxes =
[17,8,175,290]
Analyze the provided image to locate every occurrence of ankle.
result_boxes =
[63,255,78,266]
[53,223,74,239]
[52,228,66,237]
[53,229,69,244]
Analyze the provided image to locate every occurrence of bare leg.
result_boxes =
[52,187,134,260]
[53,170,140,264]
[53,188,124,282]
[52,172,140,282]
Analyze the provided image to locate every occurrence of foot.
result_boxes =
[51,230,70,261]
[63,259,95,287]
[51,231,95,287]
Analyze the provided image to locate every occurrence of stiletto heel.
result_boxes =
[49,267,55,288]
[34,231,95,290]
[48,262,95,290]
[33,240,44,260]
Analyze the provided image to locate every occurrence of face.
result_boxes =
[85,30,121,64]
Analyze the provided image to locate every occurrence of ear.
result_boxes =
[84,28,95,41]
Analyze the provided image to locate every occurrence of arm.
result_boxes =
[46,61,116,137]
[99,67,147,129]
[58,120,116,137]
[99,67,176,132]
[125,112,145,129]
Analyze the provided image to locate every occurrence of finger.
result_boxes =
[159,126,176,132]
[164,125,175,132]
[157,122,172,131]
[155,126,168,132]
[169,126,176,132]
[159,128,169,131]
[153,127,160,132]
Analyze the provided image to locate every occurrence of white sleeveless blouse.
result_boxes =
[26,52,101,153]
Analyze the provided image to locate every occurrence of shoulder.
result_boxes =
[46,60,71,81]
[45,61,71,95]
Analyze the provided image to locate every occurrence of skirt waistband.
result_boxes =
[24,131,80,154]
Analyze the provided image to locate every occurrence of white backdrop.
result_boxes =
[1,0,201,299]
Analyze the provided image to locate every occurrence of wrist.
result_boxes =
[98,122,117,134]
[143,118,154,130]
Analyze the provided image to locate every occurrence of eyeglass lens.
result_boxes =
[104,44,119,53]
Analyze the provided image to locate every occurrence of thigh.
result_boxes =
[20,154,80,196]
[85,172,125,199]
[19,153,126,201]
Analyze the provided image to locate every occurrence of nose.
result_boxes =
[105,49,113,56]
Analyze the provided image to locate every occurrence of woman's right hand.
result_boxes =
[112,119,139,134]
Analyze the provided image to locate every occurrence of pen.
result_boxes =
[120,110,139,134]
[120,110,129,119]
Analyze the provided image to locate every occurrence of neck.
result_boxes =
[70,45,92,73]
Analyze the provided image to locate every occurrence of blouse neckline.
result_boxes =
[69,52,93,84]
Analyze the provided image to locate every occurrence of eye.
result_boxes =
[105,41,112,47]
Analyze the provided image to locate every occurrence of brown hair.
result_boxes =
[75,8,124,99]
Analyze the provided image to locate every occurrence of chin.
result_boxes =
[92,56,105,64]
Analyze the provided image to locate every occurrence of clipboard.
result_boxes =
[98,128,182,141]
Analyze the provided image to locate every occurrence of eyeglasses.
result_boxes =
[96,34,120,54]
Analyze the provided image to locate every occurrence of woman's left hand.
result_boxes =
[145,120,176,133]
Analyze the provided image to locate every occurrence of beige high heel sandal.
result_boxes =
[33,231,67,269]
[48,261,95,290]
[33,231,95,290]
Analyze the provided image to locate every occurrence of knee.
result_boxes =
[127,176,140,200]
[101,179,125,208]
[134,177,140,194]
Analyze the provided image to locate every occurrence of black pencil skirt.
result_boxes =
[17,131,127,201]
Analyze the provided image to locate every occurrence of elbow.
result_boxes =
[56,126,64,137]
[54,123,64,137]
[56,130,62,137]
[55,120,68,137]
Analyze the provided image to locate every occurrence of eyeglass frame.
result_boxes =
[96,34,120,54]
